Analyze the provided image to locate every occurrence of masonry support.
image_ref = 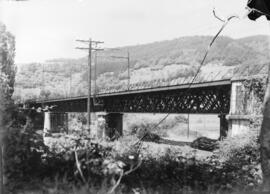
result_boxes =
[227,81,251,136]
[43,112,68,137]
[105,113,123,140]
[227,115,250,136]
[43,112,51,137]
[96,113,106,139]
[219,114,228,139]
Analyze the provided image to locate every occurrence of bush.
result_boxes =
[106,132,262,193]
[191,137,218,151]
[216,131,259,161]
[4,123,50,191]
[204,131,262,191]
[5,121,263,193]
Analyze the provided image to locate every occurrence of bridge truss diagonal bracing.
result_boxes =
[102,85,231,114]
[30,82,231,114]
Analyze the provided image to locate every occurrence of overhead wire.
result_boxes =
[134,9,241,146]
[134,5,260,147]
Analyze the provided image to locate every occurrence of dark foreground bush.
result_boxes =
[190,136,218,151]
[4,124,262,193]
[4,125,47,182]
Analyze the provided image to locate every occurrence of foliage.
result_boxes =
[5,125,264,193]
[210,132,262,190]
[0,23,16,99]
[4,124,48,183]
[0,23,16,143]
[216,131,259,161]
[39,89,51,99]
[112,135,260,193]
[242,77,267,115]
[243,77,266,103]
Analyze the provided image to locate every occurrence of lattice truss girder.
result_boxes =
[101,85,231,114]
[34,85,231,114]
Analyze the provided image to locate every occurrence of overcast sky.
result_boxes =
[0,0,270,64]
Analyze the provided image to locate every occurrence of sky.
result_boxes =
[0,0,270,64]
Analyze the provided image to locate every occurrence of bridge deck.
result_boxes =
[30,79,231,114]
[36,79,231,103]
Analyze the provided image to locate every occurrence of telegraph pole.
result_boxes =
[127,51,130,90]
[69,68,72,97]
[94,51,99,97]
[42,63,44,91]
[76,39,104,131]
[111,50,130,90]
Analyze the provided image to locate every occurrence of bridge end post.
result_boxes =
[227,81,251,137]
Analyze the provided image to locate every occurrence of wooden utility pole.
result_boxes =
[42,63,44,92]
[111,50,130,90]
[94,51,97,95]
[127,51,130,90]
[87,39,92,130]
[69,67,72,97]
[0,143,3,194]
[76,39,104,131]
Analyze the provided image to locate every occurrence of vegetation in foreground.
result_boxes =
[3,116,262,194]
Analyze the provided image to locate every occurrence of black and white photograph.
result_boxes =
[0,0,270,193]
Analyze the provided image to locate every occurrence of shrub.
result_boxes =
[5,121,263,193]
[216,131,259,161]
[190,136,218,151]
[4,124,49,182]
[205,131,262,191]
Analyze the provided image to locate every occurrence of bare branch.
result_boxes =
[213,8,239,22]
[74,149,87,184]
[108,170,124,194]
[124,158,142,176]
[213,8,225,22]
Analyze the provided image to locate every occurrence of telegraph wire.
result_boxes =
[135,6,257,146]
[134,11,241,146]
[76,39,104,130]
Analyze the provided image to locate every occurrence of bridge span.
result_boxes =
[27,73,264,140]
[31,80,231,114]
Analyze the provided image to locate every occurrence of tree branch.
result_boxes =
[108,170,124,194]
[74,149,87,184]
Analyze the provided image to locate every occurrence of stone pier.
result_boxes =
[96,112,123,140]
[105,113,123,139]
[219,114,228,139]
[227,81,251,136]
[43,112,68,137]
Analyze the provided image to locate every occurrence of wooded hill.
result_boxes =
[14,35,270,101]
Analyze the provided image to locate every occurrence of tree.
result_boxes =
[247,0,270,191]
[0,23,16,143]
[39,89,51,100]
[0,22,16,194]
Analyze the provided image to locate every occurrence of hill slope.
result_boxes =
[14,35,270,101]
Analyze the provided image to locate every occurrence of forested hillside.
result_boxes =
[14,35,270,101]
